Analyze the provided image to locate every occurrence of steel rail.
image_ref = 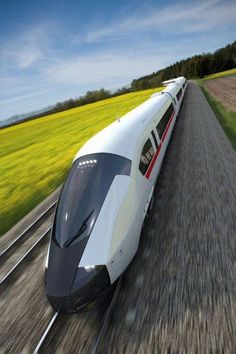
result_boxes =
[33,312,60,354]
[0,201,56,258]
[90,277,122,354]
[0,226,51,286]
[32,278,121,354]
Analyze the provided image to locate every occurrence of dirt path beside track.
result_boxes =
[204,75,236,111]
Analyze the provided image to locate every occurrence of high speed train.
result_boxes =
[45,76,187,313]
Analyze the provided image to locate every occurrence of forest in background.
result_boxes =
[1,41,236,128]
[131,41,236,90]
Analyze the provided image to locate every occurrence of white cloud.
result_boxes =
[82,0,236,43]
[1,0,236,119]
[0,22,54,69]
[43,52,166,86]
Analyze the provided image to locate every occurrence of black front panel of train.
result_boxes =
[70,266,111,310]
[46,237,89,298]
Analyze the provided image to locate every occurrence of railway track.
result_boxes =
[32,278,122,354]
[0,202,56,258]
[0,186,123,353]
[97,82,236,352]
[1,81,236,353]
[0,202,56,285]
[33,312,60,354]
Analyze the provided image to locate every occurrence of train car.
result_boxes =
[45,76,186,313]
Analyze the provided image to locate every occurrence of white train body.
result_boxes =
[45,77,187,313]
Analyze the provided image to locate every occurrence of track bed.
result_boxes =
[98,81,236,353]
[1,82,236,353]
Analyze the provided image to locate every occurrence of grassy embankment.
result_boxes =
[201,68,236,80]
[0,87,163,236]
[198,68,236,151]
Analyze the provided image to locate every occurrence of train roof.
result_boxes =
[74,77,185,162]
[162,76,185,85]
[74,94,168,161]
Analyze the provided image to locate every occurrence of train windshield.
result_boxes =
[52,153,131,248]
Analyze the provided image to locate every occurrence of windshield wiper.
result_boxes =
[63,209,94,247]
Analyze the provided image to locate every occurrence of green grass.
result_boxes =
[202,67,236,81]
[0,87,163,236]
[198,81,236,151]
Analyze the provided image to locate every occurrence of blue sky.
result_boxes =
[0,0,236,120]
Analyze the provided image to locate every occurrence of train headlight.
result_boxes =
[73,266,102,288]
[84,265,96,272]
[70,265,111,301]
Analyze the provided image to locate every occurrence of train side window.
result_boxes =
[151,130,158,150]
[139,138,155,175]
[176,88,182,101]
[156,103,174,139]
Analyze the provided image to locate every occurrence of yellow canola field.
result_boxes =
[0,87,162,235]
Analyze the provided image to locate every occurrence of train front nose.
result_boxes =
[47,293,75,314]
[45,238,88,314]
[69,266,111,311]
[46,265,110,313]
[45,239,111,313]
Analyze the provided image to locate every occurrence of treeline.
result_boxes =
[1,41,235,128]
[23,40,236,114]
[131,41,236,90]
[0,86,131,128]
[33,40,236,114]
[52,87,131,113]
